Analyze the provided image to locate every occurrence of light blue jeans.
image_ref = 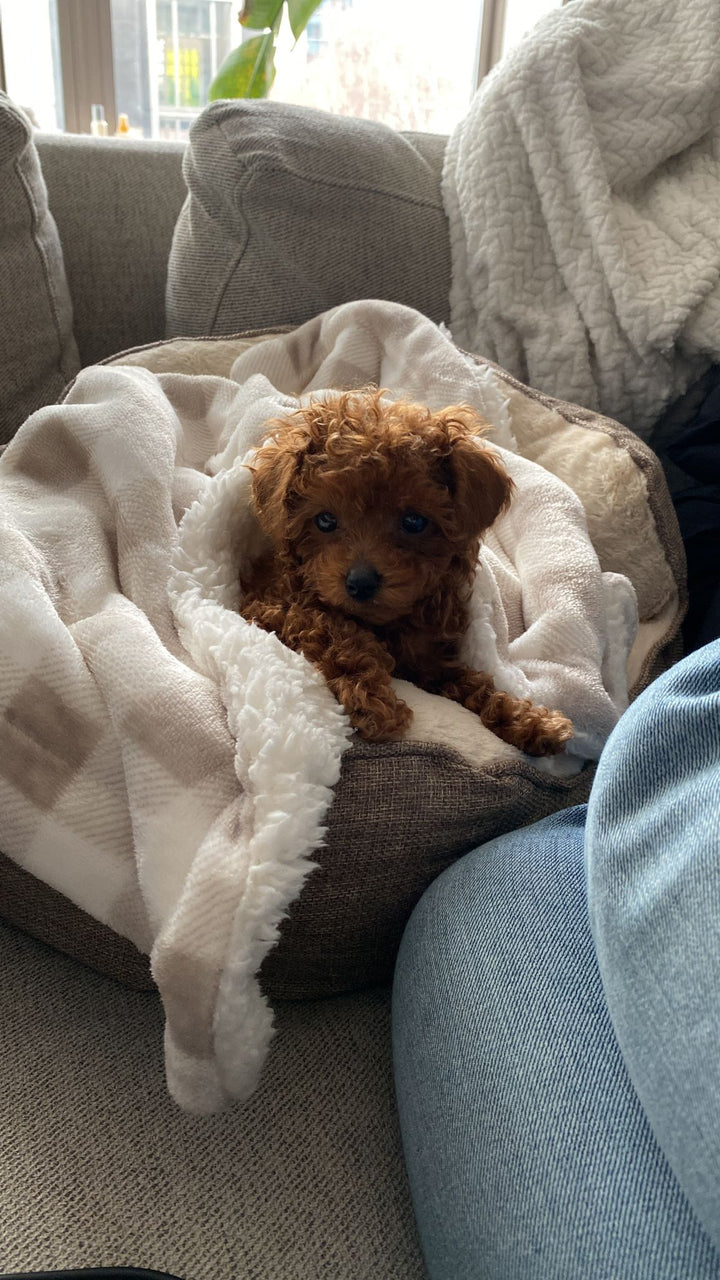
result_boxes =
[392,639,720,1279]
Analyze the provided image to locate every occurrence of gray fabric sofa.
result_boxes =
[0,116,428,1279]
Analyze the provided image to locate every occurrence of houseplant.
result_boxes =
[209,0,324,99]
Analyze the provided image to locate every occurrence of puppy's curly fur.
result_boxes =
[240,390,573,755]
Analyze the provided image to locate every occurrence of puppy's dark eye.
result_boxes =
[401,511,429,534]
[314,511,338,533]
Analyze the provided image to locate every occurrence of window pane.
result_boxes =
[111,0,482,138]
[501,0,563,56]
[270,0,481,135]
[112,0,236,138]
[0,0,63,130]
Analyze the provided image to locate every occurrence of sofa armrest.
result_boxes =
[37,133,187,367]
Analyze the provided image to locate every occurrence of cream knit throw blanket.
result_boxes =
[443,0,720,438]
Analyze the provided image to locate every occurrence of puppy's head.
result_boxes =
[249,390,513,625]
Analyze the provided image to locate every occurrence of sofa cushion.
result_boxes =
[36,133,188,367]
[0,925,423,1279]
[0,92,80,444]
[165,100,450,338]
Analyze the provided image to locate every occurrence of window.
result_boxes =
[503,0,565,52]
[269,0,483,135]
[0,0,565,139]
[0,0,64,131]
[116,0,238,139]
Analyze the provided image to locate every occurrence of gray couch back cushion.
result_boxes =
[166,100,450,337]
[37,133,188,367]
[0,93,80,444]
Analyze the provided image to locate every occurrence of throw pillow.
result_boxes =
[165,99,450,338]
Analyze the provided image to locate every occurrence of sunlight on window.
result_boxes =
[269,0,481,135]
[503,0,563,53]
[0,0,62,131]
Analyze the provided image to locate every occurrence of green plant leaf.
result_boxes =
[239,0,284,32]
[208,33,276,100]
[287,0,324,40]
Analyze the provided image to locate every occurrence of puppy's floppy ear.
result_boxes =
[247,423,309,545]
[434,408,514,537]
[449,436,514,535]
[248,399,337,543]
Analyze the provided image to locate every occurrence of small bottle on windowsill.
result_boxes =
[90,103,108,137]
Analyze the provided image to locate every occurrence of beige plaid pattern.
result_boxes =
[0,364,244,1101]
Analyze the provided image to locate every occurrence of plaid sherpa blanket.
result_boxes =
[0,300,639,1111]
[443,0,720,438]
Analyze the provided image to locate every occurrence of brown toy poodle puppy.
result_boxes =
[239,389,573,755]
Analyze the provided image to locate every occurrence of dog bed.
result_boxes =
[0,300,683,1112]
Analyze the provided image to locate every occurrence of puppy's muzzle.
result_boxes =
[345,563,382,603]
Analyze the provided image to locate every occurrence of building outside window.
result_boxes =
[151,0,236,137]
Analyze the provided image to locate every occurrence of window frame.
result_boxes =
[56,0,117,134]
[0,17,6,93]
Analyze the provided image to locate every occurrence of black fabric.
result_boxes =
[666,369,720,651]
[0,1270,183,1279]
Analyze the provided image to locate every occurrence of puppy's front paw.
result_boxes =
[515,707,574,757]
[354,698,413,742]
[471,686,573,757]
[335,683,413,742]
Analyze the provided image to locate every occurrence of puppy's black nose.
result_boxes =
[345,564,382,602]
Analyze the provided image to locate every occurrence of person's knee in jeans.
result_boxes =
[392,641,720,1278]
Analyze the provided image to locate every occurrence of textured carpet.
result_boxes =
[0,923,425,1279]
